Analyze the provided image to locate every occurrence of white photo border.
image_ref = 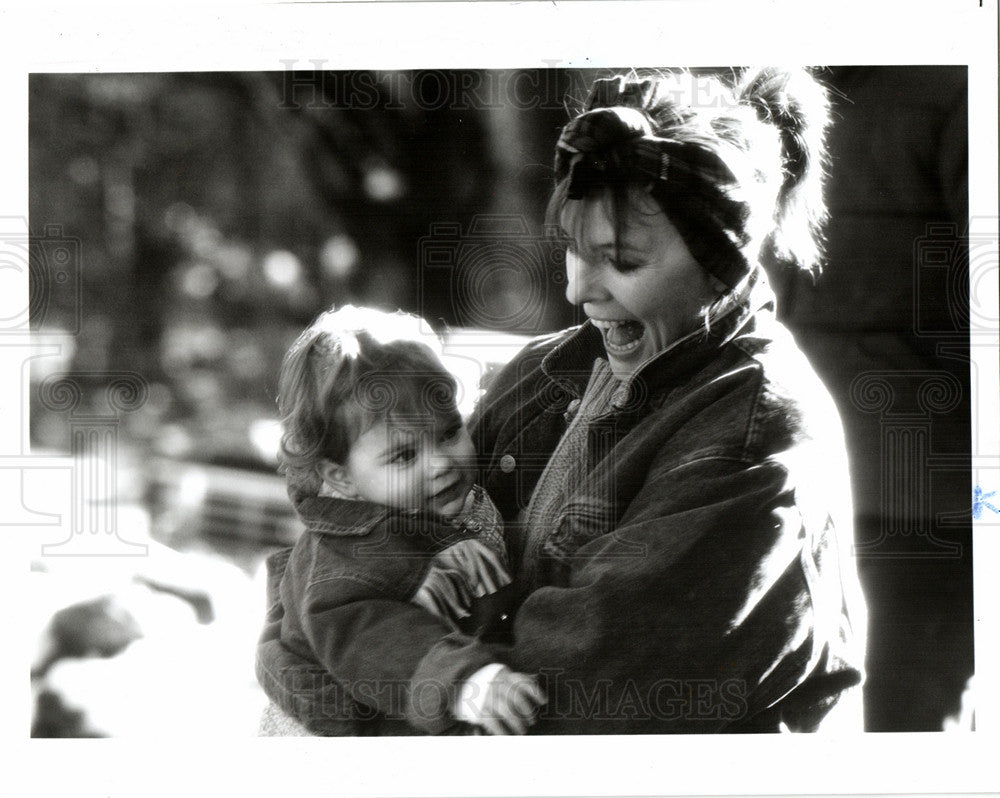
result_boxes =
[2,2,997,797]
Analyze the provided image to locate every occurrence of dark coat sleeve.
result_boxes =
[292,572,500,733]
[256,548,377,735]
[271,525,504,735]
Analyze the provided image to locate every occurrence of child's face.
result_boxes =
[340,416,476,519]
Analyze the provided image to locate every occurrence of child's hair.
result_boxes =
[547,67,831,293]
[277,305,460,499]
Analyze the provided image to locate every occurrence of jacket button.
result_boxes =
[499,454,516,473]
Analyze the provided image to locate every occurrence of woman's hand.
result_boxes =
[456,665,547,735]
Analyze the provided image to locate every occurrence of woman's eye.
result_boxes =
[612,259,642,273]
[440,426,462,444]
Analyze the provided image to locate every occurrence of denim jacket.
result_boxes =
[468,276,867,733]
[256,493,501,735]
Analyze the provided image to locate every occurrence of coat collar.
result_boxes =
[292,488,490,548]
[293,494,394,536]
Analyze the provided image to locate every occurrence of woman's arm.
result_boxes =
[499,453,864,733]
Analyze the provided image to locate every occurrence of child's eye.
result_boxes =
[390,447,417,464]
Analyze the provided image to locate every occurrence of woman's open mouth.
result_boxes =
[590,318,646,356]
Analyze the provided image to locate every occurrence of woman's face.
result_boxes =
[562,189,719,378]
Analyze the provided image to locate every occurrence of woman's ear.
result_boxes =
[318,460,358,498]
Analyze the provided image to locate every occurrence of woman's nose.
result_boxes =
[564,250,602,306]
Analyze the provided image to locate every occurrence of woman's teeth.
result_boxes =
[591,319,645,354]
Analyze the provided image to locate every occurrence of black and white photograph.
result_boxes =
[2,3,997,797]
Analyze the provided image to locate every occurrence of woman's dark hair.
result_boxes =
[548,67,831,290]
[277,305,459,500]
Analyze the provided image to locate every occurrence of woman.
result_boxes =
[257,67,867,734]
[462,67,866,733]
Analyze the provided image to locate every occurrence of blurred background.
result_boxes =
[26,67,975,735]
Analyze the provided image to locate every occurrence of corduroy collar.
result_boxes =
[293,494,396,536]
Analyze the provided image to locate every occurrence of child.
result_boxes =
[257,305,544,735]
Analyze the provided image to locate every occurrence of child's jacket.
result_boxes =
[257,487,504,735]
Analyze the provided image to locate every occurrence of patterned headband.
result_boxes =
[555,107,672,199]
[553,77,752,289]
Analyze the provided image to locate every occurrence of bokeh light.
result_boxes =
[362,161,405,202]
[319,233,359,280]
[262,250,302,289]
[180,262,219,299]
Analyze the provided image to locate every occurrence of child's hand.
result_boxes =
[411,540,511,628]
[456,665,546,735]
[411,566,472,628]
[431,539,511,596]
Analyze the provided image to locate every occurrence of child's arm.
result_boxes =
[278,508,514,734]
[430,538,509,595]
[411,565,472,627]
[411,539,511,627]
[297,579,500,734]
[411,485,511,627]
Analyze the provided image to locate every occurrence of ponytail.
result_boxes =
[738,67,831,273]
